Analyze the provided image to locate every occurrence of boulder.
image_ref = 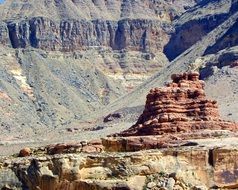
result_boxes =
[19,148,31,157]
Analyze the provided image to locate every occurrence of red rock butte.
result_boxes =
[118,72,238,136]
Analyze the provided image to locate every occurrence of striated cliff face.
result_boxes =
[0,0,237,59]
[2,17,170,53]
[0,0,202,53]
[0,22,9,45]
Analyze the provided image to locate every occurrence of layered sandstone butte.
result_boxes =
[118,72,238,137]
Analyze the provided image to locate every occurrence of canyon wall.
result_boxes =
[1,0,237,59]
[1,17,170,53]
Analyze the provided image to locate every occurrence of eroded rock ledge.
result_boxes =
[1,145,238,190]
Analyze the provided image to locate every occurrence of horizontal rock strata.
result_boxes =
[117,72,238,136]
[0,17,169,53]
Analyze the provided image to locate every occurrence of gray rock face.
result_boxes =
[3,17,170,53]
[205,19,238,55]
[0,0,200,53]
[1,0,237,59]
[164,0,238,60]
[164,14,229,60]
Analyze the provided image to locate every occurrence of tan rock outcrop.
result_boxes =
[212,147,238,188]
[45,140,104,155]
[2,144,238,189]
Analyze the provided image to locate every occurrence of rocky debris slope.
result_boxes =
[117,72,238,137]
[0,43,167,144]
[197,46,238,121]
